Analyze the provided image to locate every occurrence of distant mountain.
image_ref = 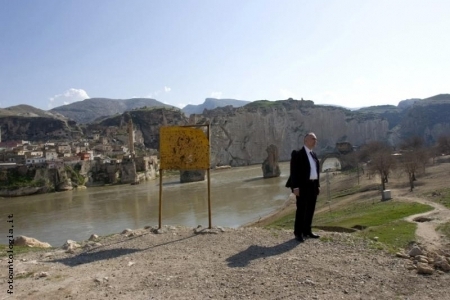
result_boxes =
[0,104,65,119]
[1,94,448,150]
[412,94,450,106]
[50,98,177,124]
[352,94,450,133]
[182,98,250,116]
[0,105,82,141]
[397,94,450,142]
[397,98,421,109]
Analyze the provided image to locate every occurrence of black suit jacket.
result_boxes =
[285,147,320,190]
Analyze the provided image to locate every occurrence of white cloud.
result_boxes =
[177,103,186,108]
[146,86,171,99]
[48,88,89,109]
[210,91,222,99]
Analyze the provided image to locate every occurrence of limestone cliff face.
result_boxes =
[398,101,450,143]
[195,100,389,167]
[96,108,189,149]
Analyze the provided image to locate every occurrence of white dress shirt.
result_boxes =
[304,145,318,180]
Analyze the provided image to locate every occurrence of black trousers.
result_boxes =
[294,180,318,237]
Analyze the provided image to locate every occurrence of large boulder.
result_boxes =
[14,236,51,248]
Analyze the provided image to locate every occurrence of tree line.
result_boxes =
[343,134,450,199]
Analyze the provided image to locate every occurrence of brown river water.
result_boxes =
[0,163,291,246]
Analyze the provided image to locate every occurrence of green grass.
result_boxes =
[355,220,417,252]
[265,198,433,252]
[313,200,433,228]
[0,244,50,257]
[437,221,450,240]
[423,188,450,209]
[244,100,283,109]
[331,186,361,199]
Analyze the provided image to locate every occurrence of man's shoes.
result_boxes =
[305,232,320,239]
[295,235,304,242]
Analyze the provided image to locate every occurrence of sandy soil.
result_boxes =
[2,161,450,300]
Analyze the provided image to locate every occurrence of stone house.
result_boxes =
[44,149,58,161]
[77,152,90,161]
[57,143,71,154]
[25,157,46,165]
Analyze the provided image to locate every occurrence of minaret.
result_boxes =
[127,116,135,158]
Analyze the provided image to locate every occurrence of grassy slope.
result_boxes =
[264,159,450,252]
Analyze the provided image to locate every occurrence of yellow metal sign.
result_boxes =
[159,126,210,170]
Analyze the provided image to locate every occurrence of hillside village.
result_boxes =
[0,123,159,197]
[0,134,135,166]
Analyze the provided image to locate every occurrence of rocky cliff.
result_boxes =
[192,99,390,166]
[182,98,250,116]
[90,107,189,149]
[0,116,82,141]
[397,95,450,143]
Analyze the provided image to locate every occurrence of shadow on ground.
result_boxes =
[51,233,199,267]
[226,239,299,268]
[50,248,141,267]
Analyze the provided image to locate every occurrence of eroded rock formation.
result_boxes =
[192,100,390,167]
[262,144,281,178]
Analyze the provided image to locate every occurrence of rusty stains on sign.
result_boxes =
[159,126,210,170]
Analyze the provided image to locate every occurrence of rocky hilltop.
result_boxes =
[182,98,250,116]
[50,98,178,124]
[0,105,82,141]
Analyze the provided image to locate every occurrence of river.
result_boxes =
[0,162,291,246]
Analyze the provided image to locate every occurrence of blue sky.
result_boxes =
[1,0,449,110]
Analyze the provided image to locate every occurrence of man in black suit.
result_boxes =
[286,132,320,242]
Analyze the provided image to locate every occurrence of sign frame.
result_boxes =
[158,124,212,229]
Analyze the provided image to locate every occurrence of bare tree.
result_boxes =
[399,136,429,191]
[363,141,396,199]
[437,134,450,155]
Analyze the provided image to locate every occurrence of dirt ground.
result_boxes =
[2,160,450,300]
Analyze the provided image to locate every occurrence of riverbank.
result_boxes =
[1,163,290,247]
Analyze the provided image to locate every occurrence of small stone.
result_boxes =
[396,252,409,259]
[409,246,423,257]
[417,263,434,275]
[89,234,99,241]
[38,272,50,278]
